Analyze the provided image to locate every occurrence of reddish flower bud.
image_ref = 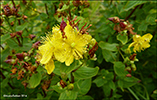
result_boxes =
[120,22,127,28]
[60,80,67,88]
[7,55,12,59]
[126,74,132,77]
[22,15,28,20]
[29,34,36,40]
[3,4,12,17]
[16,31,23,36]
[10,33,16,38]
[30,66,37,73]
[10,21,14,26]
[5,59,16,64]
[32,41,40,49]
[60,20,67,33]
[22,81,28,89]
[108,17,120,23]
[16,53,24,60]
[129,53,137,61]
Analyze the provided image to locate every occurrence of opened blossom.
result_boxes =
[37,19,93,74]
[128,33,153,52]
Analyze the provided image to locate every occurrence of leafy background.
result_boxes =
[1,0,157,100]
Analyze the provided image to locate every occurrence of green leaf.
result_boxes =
[138,21,148,31]
[59,90,78,100]
[73,66,99,79]
[99,41,118,51]
[53,61,61,76]
[78,78,91,95]
[29,73,42,88]
[102,49,117,62]
[113,62,128,77]
[123,1,147,11]
[108,80,116,90]
[93,76,107,87]
[52,84,65,93]
[1,34,10,44]
[57,4,69,12]
[117,33,128,45]
[16,22,28,31]
[118,77,139,88]
[146,13,156,25]
[60,61,77,74]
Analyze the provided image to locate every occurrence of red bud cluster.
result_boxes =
[108,16,136,35]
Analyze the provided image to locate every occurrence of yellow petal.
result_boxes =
[54,49,66,63]
[45,59,55,74]
[133,35,141,42]
[65,53,74,66]
[142,33,153,42]
[40,43,54,64]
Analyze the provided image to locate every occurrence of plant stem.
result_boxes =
[117,46,125,60]
[45,4,49,17]
[125,5,139,21]
[127,87,140,100]
[5,17,14,32]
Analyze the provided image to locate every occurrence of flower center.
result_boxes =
[71,42,76,48]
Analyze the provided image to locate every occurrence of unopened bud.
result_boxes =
[67,83,74,90]
[60,80,67,88]
[124,57,130,63]
[126,74,132,77]
[120,22,127,28]
[32,41,40,49]
[60,20,67,32]
[108,17,120,23]
[22,15,27,20]
[10,33,16,38]
[10,21,14,26]
[29,34,36,40]
[130,61,134,64]
[5,59,16,64]
[16,53,24,60]
[16,31,23,36]
[131,64,136,71]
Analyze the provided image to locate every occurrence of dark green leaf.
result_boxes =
[123,1,147,11]
[93,76,107,87]
[113,62,128,76]
[99,41,118,51]
[138,21,148,31]
[29,73,42,88]
[16,23,28,31]
[102,49,117,62]
[117,33,128,45]
[59,90,78,100]
[73,66,99,79]
[78,78,91,95]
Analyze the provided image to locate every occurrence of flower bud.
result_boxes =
[126,74,132,77]
[10,33,16,38]
[16,53,24,60]
[131,64,136,71]
[125,48,131,54]
[5,59,16,64]
[130,61,134,64]
[10,21,14,26]
[29,34,36,40]
[60,20,67,32]
[32,41,40,49]
[60,80,67,88]
[124,57,130,63]
[120,22,127,28]
[67,83,74,90]
[16,31,23,36]
[73,0,81,7]
[108,17,120,23]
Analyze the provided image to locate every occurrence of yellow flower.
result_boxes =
[58,22,92,66]
[37,21,93,74]
[128,33,153,52]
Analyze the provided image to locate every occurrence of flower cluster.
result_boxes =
[128,33,153,53]
[37,17,95,74]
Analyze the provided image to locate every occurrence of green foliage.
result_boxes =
[0,0,156,100]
